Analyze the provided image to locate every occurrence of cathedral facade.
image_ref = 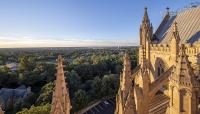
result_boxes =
[115,7,200,114]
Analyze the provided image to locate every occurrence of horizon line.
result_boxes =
[0,45,139,49]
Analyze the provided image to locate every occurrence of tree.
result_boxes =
[73,57,85,65]
[66,70,81,93]
[91,54,100,64]
[113,64,123,74]
[1,66,11,73]
[16,103,51,114]
[18,56,35,72]
[0,55,6,65]
[36,82,54,105]
[73,89,89,111]
[101,74,119,96]
[92,77,102,99]
[18,62,55,89]
[0,70,19,88]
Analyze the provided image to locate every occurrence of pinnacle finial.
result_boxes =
[145,7,147,11]
[173,21,178,33]
[180,44,186,55]
[143,7,149,22]
[124,52,130,61]
[166,7,170,15]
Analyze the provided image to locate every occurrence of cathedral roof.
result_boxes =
[148,93,169,114]
[155,6,200,44]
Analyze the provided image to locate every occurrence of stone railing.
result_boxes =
[150,44,171,53]
[185,44,200,55]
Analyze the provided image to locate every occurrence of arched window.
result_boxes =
[199,97,200,104]
[180,89,188,112]
[171,87,174,106]
[158,67,161,76]
[157,64,164,76]
[155,58,168,77]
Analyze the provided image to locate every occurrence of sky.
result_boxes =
[0,0,198,48]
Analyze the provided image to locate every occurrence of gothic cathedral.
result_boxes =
[115,7,200,114]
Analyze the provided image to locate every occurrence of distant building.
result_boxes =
[115,6,200,114]
[0,85,31,110]
[5,63,19,71]
[0,62,19,72]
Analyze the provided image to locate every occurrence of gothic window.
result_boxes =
[158,67,161,76]
[157,64,164,76]
[180,90,184,112]
[199,97,200,104]
[132,80,135,86]
[155,58,168,77]
[171,87,174,106]
[180,89,188,112]
[161,67,164,73]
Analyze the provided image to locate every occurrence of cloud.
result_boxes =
[0,36,138,48]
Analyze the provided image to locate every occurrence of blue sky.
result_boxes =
[0,0,198,47]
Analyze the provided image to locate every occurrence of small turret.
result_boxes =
[139,7,153,69]
[175,44,198,85]
[171,21,180,62]
[140,7,153,44]
[169,44,200,114]
[173,21,178,35]
[142,7,150,23]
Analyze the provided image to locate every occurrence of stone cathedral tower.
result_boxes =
[51,55,71,114]
[115,6,200,114]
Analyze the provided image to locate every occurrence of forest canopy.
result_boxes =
[0,47,138,114]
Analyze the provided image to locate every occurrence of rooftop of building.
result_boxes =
[0,85,30,108]
[155,6,200,44]
[76,97,116,114]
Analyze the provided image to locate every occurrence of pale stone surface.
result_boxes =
[51,55,71,114]
[0,106,4,114]
[115,7,200,114]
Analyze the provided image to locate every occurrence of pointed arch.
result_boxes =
[154,57,169,78]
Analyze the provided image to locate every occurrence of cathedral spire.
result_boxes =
[139,7,153,69]
[115,53,136,114]
[51,55,71,114]
[121,53,132,91]
[140,7,152,40]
